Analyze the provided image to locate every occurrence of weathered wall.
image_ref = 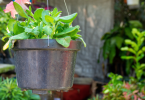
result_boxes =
[49,0,114,79]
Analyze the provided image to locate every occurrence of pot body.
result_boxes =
[13,39,81,91]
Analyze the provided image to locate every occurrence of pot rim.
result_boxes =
[13,39,82,51]
[15,39,81,42]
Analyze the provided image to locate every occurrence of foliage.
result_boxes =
[121,28,145,80]
[103,73,124,100]
[0,7,11,38]
[3,2,86,50]
[115,0,145,27]
[103,73,145,100]
[0,78,40,100]
[101,20,142,64]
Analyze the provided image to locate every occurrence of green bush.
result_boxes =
[103,73,145,100]
[0,78,40,100]
[101,20,142,64]
[0,7,11,38]
[121,28,145,80]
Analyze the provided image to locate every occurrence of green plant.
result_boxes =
[103,73,145,100]
[101,20,142,64]
[0,78,40,100]
[121,28,145,80]
[103,73,124,100]
[0,7,11,38]
[3,1,86,50]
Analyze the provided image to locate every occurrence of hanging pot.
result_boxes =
[127,0,139,9]
[13,39,81,92]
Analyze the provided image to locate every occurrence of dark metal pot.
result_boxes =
[13,39,81,92]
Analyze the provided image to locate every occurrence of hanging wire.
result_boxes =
[64,0,69,15]
[47,0,49,10]
[47,0,49,47]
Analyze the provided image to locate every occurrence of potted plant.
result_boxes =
[3,0,86,93]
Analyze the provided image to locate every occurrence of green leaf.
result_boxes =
[26,8,34,17]
[69,26,80,36]
[103,89,109,94]
[125,39,138,51]
[103,40,110,59]
[13,2,28,18]
[42,10,50,25]
[54,11,62,17]
[25,26,39,37]
[115,36,124,49]
[25,27,33,33]
[71,34,81,40]
[137,50,143,56]
[13,22,25,35]
[34,8,44,21]
[8,19,16,32]
[137,54,144,61]
[51,8,58,16]
[121,47,136,54]
[10,32,29,40]
[54,27,77,37]
[121,56,135,60]
[78,37,86,47]
[129,20,143,28]
[45,15,54,24]
[132,28,140,37]
[32,26,39,36]
[59,13,78,23]
[43,26,52,36]
[109,45,116,64]
[6,33,29,49]
[2,36,10,42]
[39,22,43,35]
[41,34,48,39]
[3,40,10,50]
[142,46,145,51]
[29,6,32,12]
[56,36,71,47]
[125,27,134,39]
[30,94,40,99]
[140,64,145,69]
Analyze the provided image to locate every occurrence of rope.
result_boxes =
[64,0,69,15]
[47,0,49,10]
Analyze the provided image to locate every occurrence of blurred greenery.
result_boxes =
[102,73,145,100]
[101,20,142,64]
[0,78,40,100]
[121,28,145,80]
[100,0,145,76]
[0,7,11,38]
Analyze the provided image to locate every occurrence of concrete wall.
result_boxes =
[49,0,114,79]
